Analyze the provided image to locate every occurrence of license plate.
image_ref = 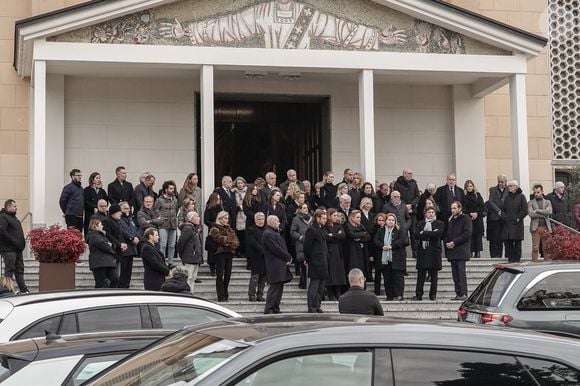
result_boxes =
[465,312,482,324]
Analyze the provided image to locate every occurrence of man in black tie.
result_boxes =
[434,174,465,231]
[213,176,236,228]
[337,194,351,223]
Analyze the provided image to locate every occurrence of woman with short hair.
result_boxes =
[86,218,118,288]
[414,207,444,301]
[209,211,239,302]
[373,213,407,301]
[344,210,371,275]
[83,172,108,234]
[204,192,223,276]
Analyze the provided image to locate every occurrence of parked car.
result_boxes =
[0,290,240,342]
[0,330,171,386]
[458,261,580,336]
[84,314,580,386]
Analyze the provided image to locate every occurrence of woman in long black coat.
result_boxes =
[369,212,386,296]
[84,172,109,234]
[86,218,118,288]
[501,181,528,262]
[344,210,371,275]
[445,202,472,300]
[262,190,287,231]
[324,209,346,300]
[141,228,170,291]
[246,214,267,302]
[303,209,330,313]
[373,213,407,300]
[414,207,444,301]
[462,180,486,258]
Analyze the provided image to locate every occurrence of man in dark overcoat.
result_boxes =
[393,168,420,258]
[434,174,465,231]
[214,175,236,228]
[501,180,528,262]
[246,212,267,301]
[262,215,293,314]
[303,209,329,313]
[444,201,472,301]
[485,174,508,257]
[0,199,28,293]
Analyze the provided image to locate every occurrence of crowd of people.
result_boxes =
[1,164,578,311]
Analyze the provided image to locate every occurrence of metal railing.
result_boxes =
[19,211,32,225]
[548,217,580,235]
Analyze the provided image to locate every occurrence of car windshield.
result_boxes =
[469,268,518,307]
[84,329,247,386]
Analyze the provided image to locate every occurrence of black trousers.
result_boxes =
[248,273,266,300]
[1,250,28,292]
[487,221,504,257]
[117,256,134,288]
[295,261,306,288]
[307,278,325,312]
[215,253,233,301]
[93,267,118,288]
[376,263,404,299]
[450,260,467,297]
[506,240,522,262]
[264,282,284,314]
[65,215,83,233]
[416,269,438,299]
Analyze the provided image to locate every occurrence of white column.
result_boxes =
[510,74,530,197]
[358,69,376,185]
[31,61,46,228]
[46,75,65,226]
[200,65,215,207]
[452,85,486,195]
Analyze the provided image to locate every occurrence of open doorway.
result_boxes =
[196,94,330,187]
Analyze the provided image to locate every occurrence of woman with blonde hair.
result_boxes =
[0,276,17,297]
[209,211,239,302]
[373,212,407,300]
[232,176,248,259]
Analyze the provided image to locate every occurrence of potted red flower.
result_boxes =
[28,224,86,291]
[543,226,580,261]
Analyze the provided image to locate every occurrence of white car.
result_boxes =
[0,289,240,342]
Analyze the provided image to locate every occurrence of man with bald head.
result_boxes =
[213,175,236,227]
[434,173,465,231]
[262,215,293,314]
[279,169,305,197]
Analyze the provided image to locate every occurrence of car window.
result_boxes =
[15,315,62,340]
[235,351,373,386]
[76,307,142,333]
[517,272,580,310]
[392,349,533,385]
[60,314,78,335]
[518,356,580,385]
[68,353,129,386]
[156,306,228,329]
[469,268,518,307]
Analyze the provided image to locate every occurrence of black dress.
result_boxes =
[462,191,486,254]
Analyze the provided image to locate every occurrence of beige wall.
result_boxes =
[446,0,552,191]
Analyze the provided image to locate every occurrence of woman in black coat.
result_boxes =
[176,212,203,292]
[141,227,170,291]
[344,210,371,275]
[462,180,486,258]
[83,172,108,234]
[204,192,223,276]
[369,212,386,296]
[303,209,330,313]
[414,207,444,301]
[324,209,346,300]
[246,213,267,301]
[359,197,376,281]
[290,204,311,289]
[243,184,263,228]
[501,181,528,262]
[262,189,287,230]
[86,219,118,288]
[373,213,407,300]
[444,202,472,300]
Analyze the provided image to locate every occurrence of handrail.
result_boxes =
[20,211,32,224]
[548,218,580,235]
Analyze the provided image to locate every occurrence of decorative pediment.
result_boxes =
[48,0,509,55]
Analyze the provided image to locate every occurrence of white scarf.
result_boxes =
[422,219,434,249]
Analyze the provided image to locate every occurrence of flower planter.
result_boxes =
[38,262,76,292]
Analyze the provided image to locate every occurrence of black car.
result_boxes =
[84,314,580,386]
[0,330,171,386]
[458,261,580,336]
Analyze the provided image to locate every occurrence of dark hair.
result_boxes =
[70,169,81,177]
[88,218,102,231]
[451,200,463,210]
[144,227,158,240]
[162,180,176,192]
[182,173,198,194]
[313,208,326,220]
[115,166,125,174]
[325,208,338,226]
[533,183,544,191]
[88,172,100,186]
[4,199,15,209]
[206,192,221,209]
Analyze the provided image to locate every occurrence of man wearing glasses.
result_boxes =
[59,169,85,232]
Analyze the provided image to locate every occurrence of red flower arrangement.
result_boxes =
[543,227,580,261]
[28,225,86,264]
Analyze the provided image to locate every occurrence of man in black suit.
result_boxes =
[339,268,384,316]
[262,215,293,314]
[213,176,236,228]
[107,166,135,208]
[337,194,352,223]
[434,174,465,230]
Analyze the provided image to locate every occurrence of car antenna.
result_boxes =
[45,330,61,343]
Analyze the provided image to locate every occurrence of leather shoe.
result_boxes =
[429,297,436,301]
[195,279,202,283]
[316,308,324,313]
[249,298,257,302]
[412,296,422,301]
[452,295,467,301]
[393,296,404,301]
[257,296,265,302]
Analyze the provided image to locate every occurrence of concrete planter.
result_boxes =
[39,263,76,292]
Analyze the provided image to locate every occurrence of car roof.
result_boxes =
[187,314,580,364]
[0,330,172,362]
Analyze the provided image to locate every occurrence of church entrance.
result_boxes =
[197,94,330,187]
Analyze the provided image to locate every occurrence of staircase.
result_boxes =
[20,248,516,320]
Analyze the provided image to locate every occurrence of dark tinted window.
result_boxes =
[469,268,517,307]
[392,349,533,385]
[517,272,580,310]
[76,307,142,333]
[15,315,61,340]
[518,357,580,385]
[156,306,227,329]
[60,314,78,335]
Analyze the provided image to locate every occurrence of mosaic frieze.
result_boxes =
[50,0,509,55]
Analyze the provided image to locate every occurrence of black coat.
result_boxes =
[262,202,287,228]
[134,182,157,214]
[444,213,472,261]
[373,227,407,271]
[262,226,292,284]
[119,214,139,257]
[59,181,84,217]
[84,186,108,224]
[177,223,202,265]
[107,179,134,207]
[344,222,370,272]
[416,191,438,221]
[393,176,420,208]
[161,277,191,294]
[303,223,329,280]
[141,241,170,291]
[434,185,465,222]
[486,186,508,222]
[214,187,237,227]
[243,197,262,228]
[462,192,486,236]
[102,216,124,258]
[374,192,390,215]
[501,189,528,241]
[290,214,311,262]
[546,191,571,226]
[338,287,384,316]
[86,230,117,270]
[319,183,338,209]
[246,225,266,275]
[0,209,25,252]
[415,219,444,270]
[325,224,346,286]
